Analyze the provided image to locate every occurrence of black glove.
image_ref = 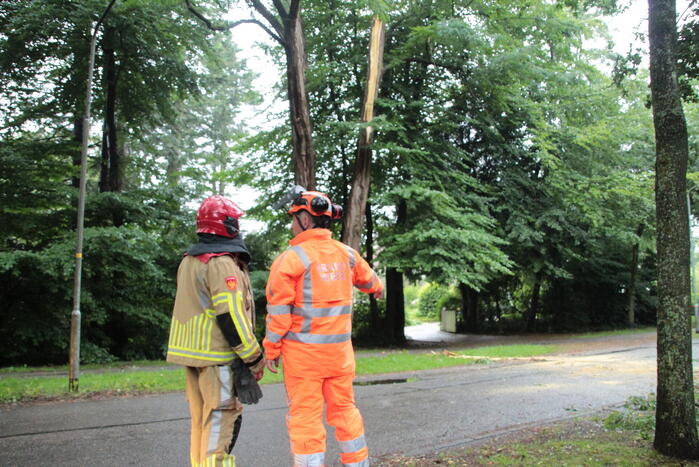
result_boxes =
[231,358,263,405]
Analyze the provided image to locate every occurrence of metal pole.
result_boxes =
[689,191,698,333]
[69,0,117,393]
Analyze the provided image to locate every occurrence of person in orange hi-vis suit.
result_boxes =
[264,189,383,467]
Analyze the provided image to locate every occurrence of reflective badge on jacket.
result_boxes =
[225,275,238,290]
[317,262,348,281]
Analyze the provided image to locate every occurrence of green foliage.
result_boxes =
[0,1,264,366]
[677,2,699,102]
[418,283,450,320]
[0,199,187,366]
[436,289,461,315]
[380,185,513,290]
[352,294,387,343]
[0,0,686,364]
[238,0,667,339]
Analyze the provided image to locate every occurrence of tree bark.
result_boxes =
[99,25,121,193]
[459,283,479,333]
[342,17,385,250]
[385,199,407,344]
[99,122,109,192]
[385,267,405,344]
[525,272,543,332]
[71,117,83,189]
[649,0,698,458]
[628,223,646,326]
[365,198,379,331]
[283,6,315,190]
[70,25,90,190]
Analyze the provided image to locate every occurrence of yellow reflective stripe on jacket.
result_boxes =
[168,309,237,362]
[168,347,235,361]
[191,453,236,467]
[212,291,259,359]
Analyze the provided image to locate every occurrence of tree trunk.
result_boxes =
[365,198,379,332]
[385,267,405,345]
[342,17,386,250]
[385,199,407,344]
[99,122,109,192]
[99,25,121,193]
[628,223,646,326]
[71,117,83,189]
[283,10,315,190]
[649,0,698,458]
[525,272,543,332]
[459,283,479,333]
[70,25,90,190]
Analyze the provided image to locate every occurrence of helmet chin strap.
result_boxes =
[295,214,309,232]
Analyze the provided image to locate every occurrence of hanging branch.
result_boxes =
[185,0,285,45]
[271,0,289,18]
[288,0,301,18]
[245,0,286,43]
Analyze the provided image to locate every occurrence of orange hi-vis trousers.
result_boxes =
[186,366,242,467]
[285,372,369,467]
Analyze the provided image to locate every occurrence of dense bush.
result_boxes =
[0,189,191,366]
[352,294,388,345]
[418,283,451,320]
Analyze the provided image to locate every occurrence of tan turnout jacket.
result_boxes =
[166,254,264,371]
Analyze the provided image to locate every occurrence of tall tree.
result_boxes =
[131,35,260,198]
[185,0,316,189]
[0,0,260,365]
[649,0,698,458]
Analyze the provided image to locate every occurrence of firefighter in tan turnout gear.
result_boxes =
[167,195,266,467]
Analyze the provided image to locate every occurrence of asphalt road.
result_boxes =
[0,340,682,467]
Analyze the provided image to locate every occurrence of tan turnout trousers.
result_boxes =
[186,365,243,467]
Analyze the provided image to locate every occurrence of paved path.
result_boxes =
[0,334,677,467]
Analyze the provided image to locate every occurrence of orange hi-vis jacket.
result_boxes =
[263,228,383,377]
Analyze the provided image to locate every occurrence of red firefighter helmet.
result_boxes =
[196,195,245,237]
[288,190,343,219]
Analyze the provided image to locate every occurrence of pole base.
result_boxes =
[68,378,79,393]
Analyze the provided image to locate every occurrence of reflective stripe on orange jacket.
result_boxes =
[263,228,383,377]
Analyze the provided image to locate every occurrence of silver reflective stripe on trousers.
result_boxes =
[218,365,233,406]
[208,408,222,456]
[344,459,370,467]
[294,452,325,467]
[339,434,367,453]
[207,366,233,455]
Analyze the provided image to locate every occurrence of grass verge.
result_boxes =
[0,360,168,375]
[0,344,557,404]
[375,394,698,466]
[573,327,656,339]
